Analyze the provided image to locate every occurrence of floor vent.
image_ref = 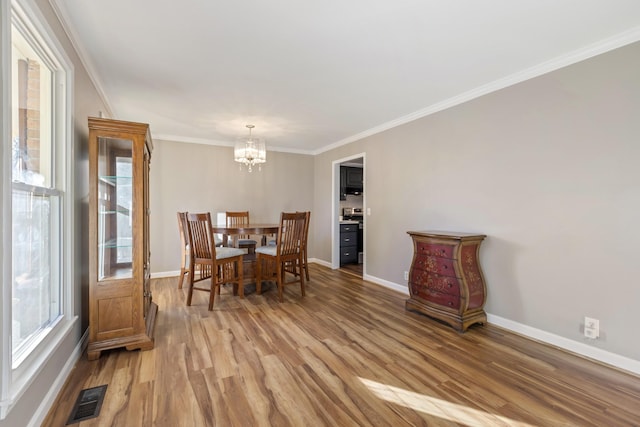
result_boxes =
[66,384,108,424]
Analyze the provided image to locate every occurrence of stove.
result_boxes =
[343,208,363,223]
[343,207,363,216]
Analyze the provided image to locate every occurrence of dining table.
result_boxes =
[212,223,280,294]
[212,223,279,248]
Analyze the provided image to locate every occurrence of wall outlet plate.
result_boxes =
[584,316,599,339]
[584,327,598,339]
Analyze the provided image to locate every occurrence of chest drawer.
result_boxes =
[410,285,461,310]
[415,242,455,259]
[410,270,460,296]
[414,255,457,277]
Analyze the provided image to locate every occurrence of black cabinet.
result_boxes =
[340,223,358,265]
[342,166,363,195]
[340,167,347,200]
[346,167,363,188]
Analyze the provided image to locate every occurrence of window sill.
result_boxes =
[1,315,78,420]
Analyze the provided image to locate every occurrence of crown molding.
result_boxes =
[48,0,114,118]
[153,134,234,147]
[153,133,313,155]
[314,26,640,155]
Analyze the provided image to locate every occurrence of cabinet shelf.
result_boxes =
[98,267,133,281]
[99,239,132,249]
[99,209,131,215]
[99,175,132,186]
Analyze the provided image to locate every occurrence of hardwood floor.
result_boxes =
[340,262,363,277]
[43,264,640,426]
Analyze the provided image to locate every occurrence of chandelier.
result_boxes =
[234,124,266,172]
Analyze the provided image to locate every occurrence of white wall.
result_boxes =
[313,41,640,364]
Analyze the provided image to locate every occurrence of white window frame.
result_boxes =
[0,0,76,419]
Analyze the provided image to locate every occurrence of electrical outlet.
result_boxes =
[404,271,409,281]
[584,316,599,339]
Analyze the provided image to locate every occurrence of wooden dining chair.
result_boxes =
[177,212,223,289]
[301,211,311,281]
[185,212,245,310]
[226,211,257,254]
[255,212,307,302]
[283,211,311,282]
[176,212,190,289]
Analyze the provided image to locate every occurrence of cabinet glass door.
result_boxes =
[97,137,133,281]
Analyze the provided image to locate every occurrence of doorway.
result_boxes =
[332,153,365,277]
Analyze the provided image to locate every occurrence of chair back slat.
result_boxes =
[226,211,251,239]
[187,212,215,260]
[277,212,307,257]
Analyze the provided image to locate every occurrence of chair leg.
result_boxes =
[178,268,186,289]
[256,256,263,295]
[276,262,284,302]
[237,258,244,298]
[208,280,218,311]
[299,256,306,297]
[186,268,195,306]
[304,252,310,282]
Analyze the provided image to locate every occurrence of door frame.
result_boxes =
[331,152,366,270]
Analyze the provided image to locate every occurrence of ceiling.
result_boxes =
[51,1,640,154]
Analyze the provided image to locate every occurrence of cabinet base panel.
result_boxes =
[405,298,485,332]
[87,302,158,360]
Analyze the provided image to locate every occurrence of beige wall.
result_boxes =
[149,141,314,274]
[314,41,640,363]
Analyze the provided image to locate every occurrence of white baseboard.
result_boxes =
[151,270,179,279]
[358,273,640,376]
[29,328,89,427]
[363,273,409,295]
[309,258,331,269]
[487,314,640,376]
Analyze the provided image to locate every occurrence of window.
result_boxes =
[1,0,75,418]
[10,16,61,365]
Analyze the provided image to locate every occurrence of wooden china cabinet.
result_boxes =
[87,117,157,360]
[406,231,487,332]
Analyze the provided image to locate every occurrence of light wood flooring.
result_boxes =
[43,264,640,426]
[340,262,363,277]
